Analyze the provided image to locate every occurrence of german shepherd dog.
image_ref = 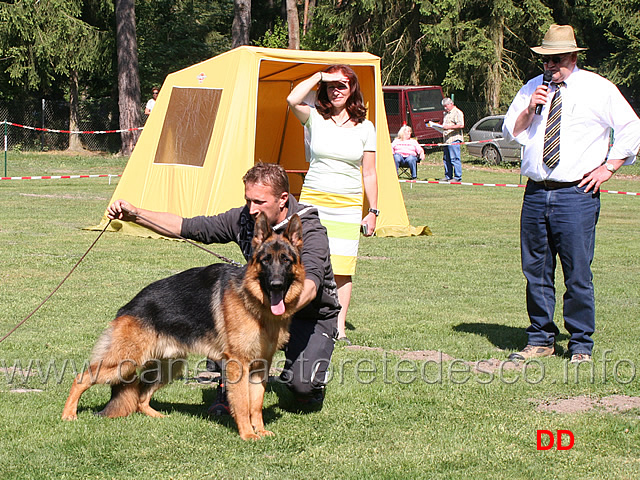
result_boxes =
[62,212,305,440]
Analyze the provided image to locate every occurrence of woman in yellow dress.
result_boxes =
[287,65,379,344]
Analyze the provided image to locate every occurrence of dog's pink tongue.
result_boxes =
[270,291,285,316]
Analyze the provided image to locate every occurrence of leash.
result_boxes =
[0,220,113,345]
[1,209,243,345]
[120,206,243,268]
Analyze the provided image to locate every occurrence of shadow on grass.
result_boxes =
[453,322,568,354]
[72,384,284,436]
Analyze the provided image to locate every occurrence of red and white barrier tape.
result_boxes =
[1,174,121,181]
[399,179,640,196]
[4,121,143,135]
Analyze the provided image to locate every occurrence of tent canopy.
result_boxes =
[96,46,430,238]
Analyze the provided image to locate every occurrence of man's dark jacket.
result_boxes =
[181,195,341,322]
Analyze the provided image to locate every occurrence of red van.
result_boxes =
[382,85,445,144]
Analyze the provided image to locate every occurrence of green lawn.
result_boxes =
[1,151,639,479]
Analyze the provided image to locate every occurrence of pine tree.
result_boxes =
[0,0,106,150]
[591,0,640,103]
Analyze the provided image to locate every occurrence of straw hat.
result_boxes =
[531,24,587,55]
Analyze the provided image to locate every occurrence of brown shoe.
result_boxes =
[570,353,592,364]
[508,344,554,361]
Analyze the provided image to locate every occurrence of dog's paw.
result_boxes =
[61,412,77,421]
[256,429,275,438]
[240,432,262,441]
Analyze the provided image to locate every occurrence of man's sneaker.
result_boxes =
[207,381,230,416]
[508,344,554,361]
[570,353,592,364]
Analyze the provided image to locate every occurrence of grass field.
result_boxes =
[1,151,639,479]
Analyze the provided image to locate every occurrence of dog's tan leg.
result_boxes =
[136,382,165,417]
[248,378,271,437]
[63,316,153,420]
[61,368,98,420]
[225,357,260,440]
[98,381,140,418]
[136,358,183,417]
[62,361,126,420]
[248,361,272,437]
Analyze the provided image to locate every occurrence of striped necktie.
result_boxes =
[543,82,565,169]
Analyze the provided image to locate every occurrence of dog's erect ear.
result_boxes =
[252,212,273,249]
[284,214,303,252]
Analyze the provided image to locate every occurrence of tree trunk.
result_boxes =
[116,0,141,156]
[303,0,310,35]
[232,0,251,48]
[68,70,83,152]
[486,17,504,115]
[286,0,300,49]
[409,2,422,85]
[303,0,316,36]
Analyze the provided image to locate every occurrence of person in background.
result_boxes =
[145,87,159,115]
[503,24,640,364]
[286,64,378,345]
[392,125,424,180]
[441,97,464,182]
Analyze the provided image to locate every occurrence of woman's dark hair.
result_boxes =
[316,65,367,124]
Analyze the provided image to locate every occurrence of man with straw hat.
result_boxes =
[503,25,640,364]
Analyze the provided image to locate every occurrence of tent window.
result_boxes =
[154,87,222,167]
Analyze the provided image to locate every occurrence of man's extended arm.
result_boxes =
[107,199,183,237]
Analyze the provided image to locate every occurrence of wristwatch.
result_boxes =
[604,162,616,173]
[368,208,380,216]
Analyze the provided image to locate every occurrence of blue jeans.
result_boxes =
[443,142,462,180]
[520,181,600,355]
[393,153,418,178]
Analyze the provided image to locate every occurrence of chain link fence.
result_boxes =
[0,98,125,153]
[455,101,498,134]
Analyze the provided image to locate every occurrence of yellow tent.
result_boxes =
[95,46,430,237]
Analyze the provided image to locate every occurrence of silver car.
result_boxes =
[467,115,521,164]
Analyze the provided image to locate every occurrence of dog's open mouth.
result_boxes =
[270,290,285,316]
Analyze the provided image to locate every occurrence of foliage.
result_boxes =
[590,0,640,103]
[136,0,233,94]
[1,0,639,123]
[303,0,553,106]
[304,0,443,85]
[437,0,552,108]
[0,0,108,99]
[255,18,289,49]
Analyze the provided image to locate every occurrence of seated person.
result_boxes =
[392,125,424,180]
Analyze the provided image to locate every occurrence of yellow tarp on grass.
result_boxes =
[93,46,431,238]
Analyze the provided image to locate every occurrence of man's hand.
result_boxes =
[579,160,623,193]
[513,84,550,137]
[529,84,549,114]
[107,199,138,222]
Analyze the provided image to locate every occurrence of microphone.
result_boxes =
[535,70,553,115]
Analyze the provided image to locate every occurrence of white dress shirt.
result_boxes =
[503,67,640,182]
